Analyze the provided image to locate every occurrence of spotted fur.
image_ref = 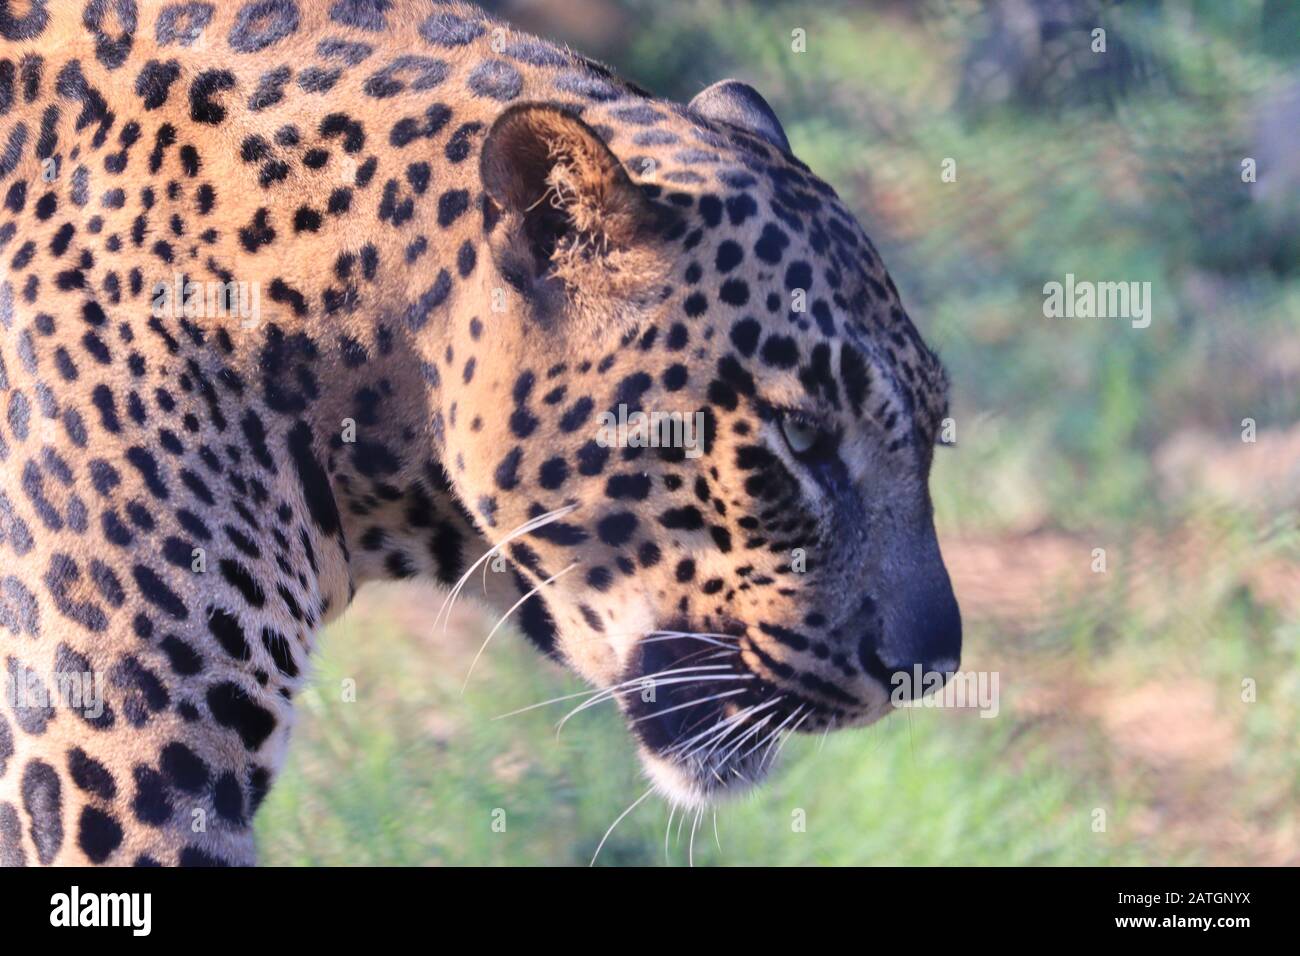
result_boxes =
[0,0,958,865]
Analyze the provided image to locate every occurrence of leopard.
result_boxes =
[0,0,960,866]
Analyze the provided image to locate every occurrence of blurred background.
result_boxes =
[257,0,1299,865]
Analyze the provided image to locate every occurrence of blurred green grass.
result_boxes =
[258,535,1296,865]
[256,590,1144,867]
[258,0,1298,864]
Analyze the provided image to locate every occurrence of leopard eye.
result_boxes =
[779,415,819,456]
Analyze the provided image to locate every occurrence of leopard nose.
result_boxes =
[858,566,962,699]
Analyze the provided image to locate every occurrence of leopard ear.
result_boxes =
[689,79,791,153]
[480,103,664,270]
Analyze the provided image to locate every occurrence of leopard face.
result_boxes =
[449,99,960,805]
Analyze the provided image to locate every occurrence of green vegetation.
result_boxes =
[258,1,1298,865]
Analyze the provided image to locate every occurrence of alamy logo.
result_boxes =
[151,271,261,327]
[595,404,708,459]
[1042,273,1151,329]
[5,667,104,720]
[50,886,151,936]
[890,667,1000,718]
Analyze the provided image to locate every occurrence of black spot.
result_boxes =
[659,506,703,531]
[697,194,722,226]
[605,473,651,500]
[363,55,448,99]
[419,11,484,45]
[445,121,483,163]
[437,189,470,227]
[404,269,451,331]
[298,66,340,93]
[83,0,137,71]
[662,364,688,391]
[160,635,203,676]
[131,765,172,825]
[179,845,230,866]
[730,317,761,357]
[329,0,389,32]
[189,69,236,124]
[717,355,755,397]
[761,334,799,369]
[597,512,638,547]
[754,222,789,263]
[262,627,298,677]
[327,187,352,214]
[559,396,593,432]
[0,801,23,867]
[840,343,870,415]
[160,741,209,793]
[785,260,813,293]
[68,748,116,799]
[178,144,200,176]
[725,193,758,226]
[457,240,477,277]
[710,526,732,552]
[715,240,743,272]
[510,408,538,438]
[3,181,25,213]
[288,421,340,535]
[238,207,275,252]
[34,191,56,220]
[206,682,276,750]
[319,112,365,153]
[292,206,321,232]
[467,60,522,101]
[494,447,522,490]
[719,277,749,306]
[21,759,62,864]
[213,772,244,823]
[576,440,608,476]
[207,607,250,660]
[538,457,568,490]
[228,0,299,54]
[132,563,187,620]
[77,806,122,863]
[219,559,265,608]
[135,58,180,109]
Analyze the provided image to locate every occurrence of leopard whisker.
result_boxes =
[670,700,766,762]
[642,629,741,645]
[489,663,731,721]
[688,805,702,868]
[664,803,676,865]
[627,687,748,725]
[750,704,804,765]
[461,562,577,693]
[434,503,577,638]
[715,712,774,765]
[767,710,812,766]
[557,673,753,736]
[666,704,754,759]
[590,786,654,867]
[695,697,782,763]
[676,697,785,770]
[491,686,608,721]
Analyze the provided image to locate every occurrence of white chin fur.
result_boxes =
[639,750,763,810]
